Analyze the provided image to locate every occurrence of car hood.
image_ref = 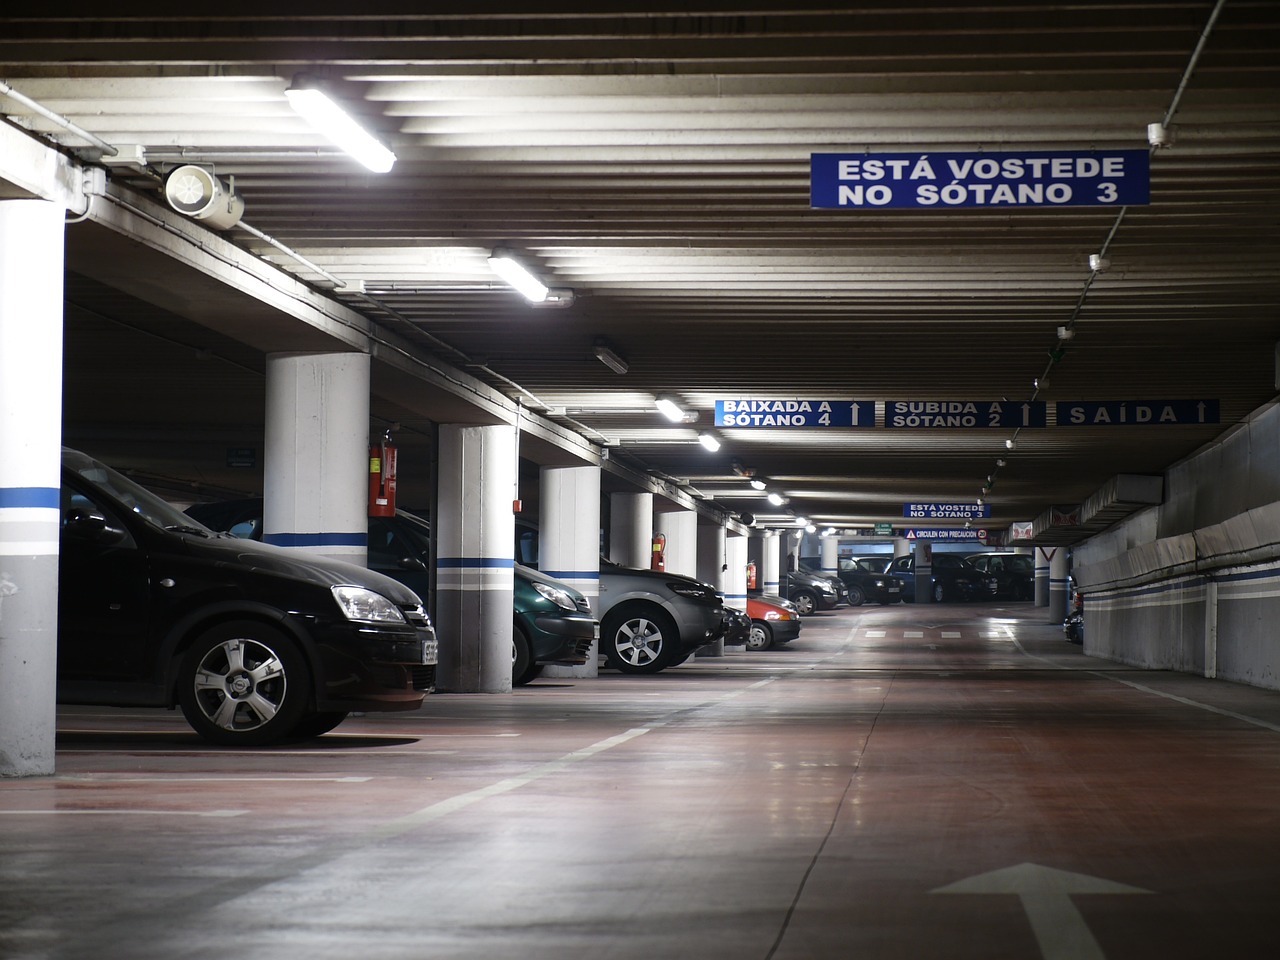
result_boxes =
[185,532,425,606]
[599,560,716,591]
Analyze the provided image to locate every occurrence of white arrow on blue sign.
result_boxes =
[715,399,876,428]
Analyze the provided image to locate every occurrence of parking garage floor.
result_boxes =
[5,604,1280,960]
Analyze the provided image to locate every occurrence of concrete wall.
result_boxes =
[1073,402,1280,690]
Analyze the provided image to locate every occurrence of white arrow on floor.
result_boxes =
[932,862,1151,960]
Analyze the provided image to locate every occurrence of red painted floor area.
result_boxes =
[5,603,1280,959]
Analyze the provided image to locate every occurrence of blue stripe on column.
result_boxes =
[0,487,60,509]
[264,532,367,547]
[438,557,515,569]
[543,569,600,581]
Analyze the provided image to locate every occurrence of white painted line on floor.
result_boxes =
[58,776,373,784]
[941,631,961,638]
[0,808,248,818]
[905,631,924,638]
[864,630,887,637]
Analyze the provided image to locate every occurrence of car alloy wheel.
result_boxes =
[602,604,678,674]
[846,584,866,606]
[177,621,311,746]
[791,590,817,615]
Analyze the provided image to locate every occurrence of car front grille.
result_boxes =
[411,664,436,692]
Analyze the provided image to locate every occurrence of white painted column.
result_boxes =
[820,536,839,577]
[1034,547,1052,607]
[661,509,698,578]
[724,534,748,610]
[609,492,653,568]
[1049,547,1070,622]
[436,424,516,693]
[0,200,64,778]
[696,521,728,658]
[540,464,600,679]
[762,531,781,596]
[263,352,369,566]
[894,537,911,559]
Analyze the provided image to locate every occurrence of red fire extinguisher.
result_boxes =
[369,433,397,517]
[746,560,758,591]
[651,533,666,571]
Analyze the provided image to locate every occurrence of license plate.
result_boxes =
[888,587,901,593]
[421,637,439,665]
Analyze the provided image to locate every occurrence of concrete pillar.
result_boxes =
[724,534,748,610]
[1034,547,1052,607]
[660,509,697,578]
[436,424,516,693]
[1049,547,1070,622]
[914,541,933,603]
[762,532,781,596]
[894,537,911,559]
[263,352,369,566]
[820,536,839,577]
[695,522,728,658]
[540,464,600,679]
[609,492,653,568]
[0,200,64,778]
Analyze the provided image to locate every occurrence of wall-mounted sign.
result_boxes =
[885,401,1047,429]
[903,528,988,541]
[904,503,990,520]
[1055,400,1220,426]
[874,522,895,536]
[715,399,876,428]
[811,150,1150,209]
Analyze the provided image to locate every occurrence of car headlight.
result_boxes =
[532,580,577,612]
[332,585,406,623]
[873,579,885,588]
[764,609,783,620]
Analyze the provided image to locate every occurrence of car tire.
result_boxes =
[791,590,818,616]
[177,621,313,746]
[601,603,680,674]
[933,582,947,603]
[846,584,866,606]
[512,623,542,686]
[288,711,349,739]
[745,622,773,651]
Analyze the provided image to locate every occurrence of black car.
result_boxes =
[781,567,844,614]
[801,555,904,606]
[59,448,436,746]
[186,499,597,686]
[965,552,1035,600]
[885,553,987,602]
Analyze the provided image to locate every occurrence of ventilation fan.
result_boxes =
[163,165,244,229]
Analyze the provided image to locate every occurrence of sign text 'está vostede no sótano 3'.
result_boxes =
[810,150,1151,209]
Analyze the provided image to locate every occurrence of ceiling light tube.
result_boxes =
[655,396,685,422]
[749,477,768,491]
[487,248,549,302]
[698,432,721,452]
[593,342,629,374]
[767,492,785,506]
[285,78,396,173]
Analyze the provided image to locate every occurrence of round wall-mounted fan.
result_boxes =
[163,165,244,229]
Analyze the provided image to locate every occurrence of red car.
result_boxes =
[745,595,802,650]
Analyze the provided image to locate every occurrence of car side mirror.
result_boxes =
[398,556,428,572]
[63,509,126,544]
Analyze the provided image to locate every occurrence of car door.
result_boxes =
[57,478,152,684]
[888,556,915,601]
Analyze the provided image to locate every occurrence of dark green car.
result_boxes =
[185,500,597,685]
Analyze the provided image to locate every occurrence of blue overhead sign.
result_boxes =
[811,150,1150,209]
[885,401,1047,429]
[1056,400,1220,426]
[715,399,875,428]
[904,503,991,520]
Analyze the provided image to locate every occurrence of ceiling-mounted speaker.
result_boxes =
[164,165,244,229]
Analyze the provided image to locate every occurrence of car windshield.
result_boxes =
[63,449,211,535]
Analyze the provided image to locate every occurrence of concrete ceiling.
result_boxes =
[2,2,1279,543]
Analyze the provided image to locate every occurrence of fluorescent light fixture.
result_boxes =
[698,432,721,452]
[285,78,396,173]
[488,248,549,302]
[655,396,685,422]
[749,478,768,491]
[593,342,629,374]
[767,492,785,506]
[1006,438,1017,450]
